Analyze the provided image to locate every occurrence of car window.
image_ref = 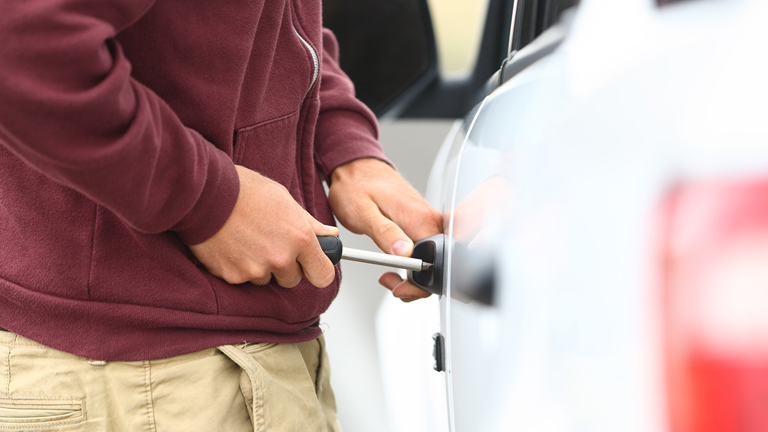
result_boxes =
[510,0,578,52]
[427,0,491,79]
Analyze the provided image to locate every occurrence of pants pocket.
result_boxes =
[0,398,85,429]
[218,343,327,432]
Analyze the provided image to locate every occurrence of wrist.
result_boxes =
[330,157,394,185]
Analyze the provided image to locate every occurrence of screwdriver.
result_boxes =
[317,236,433,272]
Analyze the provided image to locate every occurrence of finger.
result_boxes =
[247,268,273,287]
[296,234,336,288]
[378,272,432,302]
[378,272,404,292]
[372,195,442,256]
[271,258,304,288]
[378,200,442,257]
[392,280,432,301]
[209,257,271,286]
[249,276,272,287]
[357,200,413,256]
[307,213,339,237]
[384,201,443,246]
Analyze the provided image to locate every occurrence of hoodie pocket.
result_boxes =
[233,111,304,205]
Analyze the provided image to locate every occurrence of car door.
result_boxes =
[427,1,577,430]
[430,0,768,430]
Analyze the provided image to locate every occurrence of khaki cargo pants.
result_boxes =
[0,330,341,431]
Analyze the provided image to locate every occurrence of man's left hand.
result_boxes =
[328,158,443,302]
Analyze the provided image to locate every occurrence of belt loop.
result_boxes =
[218,345,265,432]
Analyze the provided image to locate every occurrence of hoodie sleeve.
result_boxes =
[313,28,394,179]
[0,0,239,245]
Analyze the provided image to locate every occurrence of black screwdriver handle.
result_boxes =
[317,236,343,266]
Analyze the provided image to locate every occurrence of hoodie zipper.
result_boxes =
[294,27,319,96]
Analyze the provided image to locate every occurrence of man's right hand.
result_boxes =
[189,165,338,288]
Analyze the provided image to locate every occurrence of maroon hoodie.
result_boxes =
[0,0,388,360]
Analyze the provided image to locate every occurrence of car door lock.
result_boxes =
[407,234,446,296]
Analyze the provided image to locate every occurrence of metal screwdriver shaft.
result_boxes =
[341,247,433,272]
[317,235,433,272]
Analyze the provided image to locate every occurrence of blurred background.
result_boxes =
[323,1,488,431]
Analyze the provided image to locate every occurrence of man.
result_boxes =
[0,0,440,430]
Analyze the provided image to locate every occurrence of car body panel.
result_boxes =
[385,0,768,430]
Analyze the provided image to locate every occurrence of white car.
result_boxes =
[328,0,768,430]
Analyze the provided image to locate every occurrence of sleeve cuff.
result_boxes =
[314,109,395,180]
[173,141,240,245]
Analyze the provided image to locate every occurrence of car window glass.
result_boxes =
[323,0,433,115]
[427,0,491,79]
